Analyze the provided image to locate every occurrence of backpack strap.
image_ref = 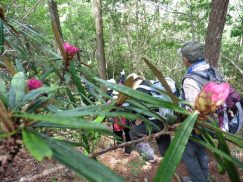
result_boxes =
[182,66,224,90]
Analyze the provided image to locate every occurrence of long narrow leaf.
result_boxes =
[69,62,90,105]
[94,78,190,115]
[15,113,111,134]
[200,128,226,174]
[8,72,25,109]
[65,87,76,103]
[22,128,52,161]
[0,19,4,54]
[217,132,241,181]
[39,131,124,182]
[16,87,58,108]
[198,121,243,148]
[154,112,199,182]
[0,78,7,106]
[190,137,243,168]
[143,57,179,104]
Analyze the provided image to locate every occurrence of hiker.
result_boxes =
[128,73,175,162]
[118,69,126,85]
[179,41,215,182]
[106,74,132,155]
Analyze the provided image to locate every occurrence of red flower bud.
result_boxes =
[27,78,43,91]
[63,42,79,60]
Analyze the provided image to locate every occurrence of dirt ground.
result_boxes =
[1,137,243,182]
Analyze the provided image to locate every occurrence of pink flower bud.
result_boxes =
[63,42,79,60]
[27,79,43,91]
[195,82,230,114]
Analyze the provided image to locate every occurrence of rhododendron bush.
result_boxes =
[0,3,242,182]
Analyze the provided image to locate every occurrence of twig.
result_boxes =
[221,54,243,77]
[0,49,17,56]
[89,130,173,158]
[22,0,42,22]
[174,172,182,182]
[12,165,65,182]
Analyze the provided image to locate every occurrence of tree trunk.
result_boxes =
[48,0,63,41]
[93,0,107,82]
[205,0,229,67]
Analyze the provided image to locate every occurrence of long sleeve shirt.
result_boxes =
[183,62,210,106]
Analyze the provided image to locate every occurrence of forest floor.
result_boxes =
[1,136,243,182]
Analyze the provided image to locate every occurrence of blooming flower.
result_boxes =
[27,78,43,91]
[63,42,79,60]
[195,82,230,114]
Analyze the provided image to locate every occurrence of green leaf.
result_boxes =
[48,104,115,117]
[155,112,198,182]
[8,72,26,109]
[200,129,226,174]
[190,138,243,168]
[3,23,27,56]
[198,121,243,148]
[80,77,108,104]
[65,87,76,103]
[15,59,25,73]
[39,132,124,182]
[15,113,111,134]
[16,87,58,108]
[39,67,55,81]
[94,78,190,115]
[0,19,4,54]
[217,132,241,181]
[0,77,8,106]
[143,57,179,104]
[22,128,52,161]
[69,62,90,105]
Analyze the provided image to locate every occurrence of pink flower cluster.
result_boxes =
[63,42,79,60]
[27,78,43,91]
[195,82,230,114]
[203,82,230,106]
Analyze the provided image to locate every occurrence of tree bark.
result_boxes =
[48,0,63,41]
[205,0,229,67]
[93,0,107,82]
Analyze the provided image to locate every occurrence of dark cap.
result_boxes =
[180,41,205,63]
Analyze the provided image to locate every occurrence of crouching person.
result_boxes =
[106,78,132,155]
[128,73,174,162]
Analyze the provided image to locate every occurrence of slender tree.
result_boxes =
[93,0,107,82]
[205,0,229,67]
[48,0,63,41]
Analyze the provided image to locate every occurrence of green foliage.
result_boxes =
[0,0,243,181]
[0,19,4,54]
[8,72,26,110]
[155,112,198,182]
[22,128,53,161]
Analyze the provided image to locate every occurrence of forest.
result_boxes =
[0,0,243,182]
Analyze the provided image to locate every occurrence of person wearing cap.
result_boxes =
[179,41,211,182]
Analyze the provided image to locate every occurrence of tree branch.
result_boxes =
[89,130,173,158]
[221,54,243,77]
[22,0,42,22]
[12,165,65,182]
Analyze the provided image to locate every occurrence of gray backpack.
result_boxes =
[182,66,243,134]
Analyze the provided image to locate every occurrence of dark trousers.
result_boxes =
[182,141,209,182]
[129,120,171,157]
[113,128,131,144]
